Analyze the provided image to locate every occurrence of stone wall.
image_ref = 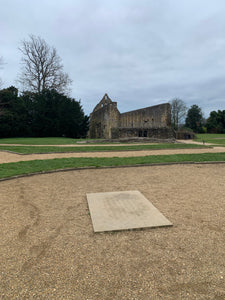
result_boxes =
[89,94,120,139]
[89,94,175,140]
[120,103,171,129]
[116,127,175,139]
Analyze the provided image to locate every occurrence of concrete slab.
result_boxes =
[87,190,172,232]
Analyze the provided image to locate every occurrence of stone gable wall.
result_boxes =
[89,100,120,139]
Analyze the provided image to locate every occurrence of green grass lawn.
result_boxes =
[0,153,224,180]
[1,135,225,146]
[0,136,224,180]
[196,133,225,145]
[0,143,211,154]
[0,137,86,145]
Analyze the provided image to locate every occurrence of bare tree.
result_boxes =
[18,35,72,94]
[170,98,187,130]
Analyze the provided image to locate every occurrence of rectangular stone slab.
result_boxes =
[87,190,172,232]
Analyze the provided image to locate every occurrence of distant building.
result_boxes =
[88,93,175,140]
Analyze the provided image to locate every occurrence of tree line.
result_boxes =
[0,35,89,138]
[0,87,88,138]
[170,98,225,133]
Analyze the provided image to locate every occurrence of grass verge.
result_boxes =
[0,143,210,154]
[0,153,224,180]
[196,134,225,145]
[0,137,87,145]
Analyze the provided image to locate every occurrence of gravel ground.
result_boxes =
[0,164,225,299]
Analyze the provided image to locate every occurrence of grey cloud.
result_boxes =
[0,0,225,117]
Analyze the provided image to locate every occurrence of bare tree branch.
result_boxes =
[18,35,72,94]
[170,98,187,130]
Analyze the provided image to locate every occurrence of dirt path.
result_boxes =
[0,143,158,147]
[0,147,224,164]
[0,164,224,299]
[0,139,215,147]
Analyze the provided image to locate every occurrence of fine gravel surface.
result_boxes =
[0,164,225,299]
[0,147,225,164]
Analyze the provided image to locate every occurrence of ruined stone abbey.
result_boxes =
[89,94,174,140]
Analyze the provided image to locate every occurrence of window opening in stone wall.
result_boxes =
[144,131,147,137]
[139,131,143,137]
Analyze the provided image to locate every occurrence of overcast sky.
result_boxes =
[1,0,225,117]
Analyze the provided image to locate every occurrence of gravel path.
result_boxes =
[0,164,225,299]
[0,143,157,147]
[0,147,225,164]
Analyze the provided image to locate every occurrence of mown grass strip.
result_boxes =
[0,137,85,145]
[1,134,224,146]
[0,153,224,180]
[195,133,225,145]
[0,143,210,154]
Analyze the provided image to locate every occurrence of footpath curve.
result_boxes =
[0,147,225,164]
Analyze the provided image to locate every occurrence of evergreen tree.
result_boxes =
[185,105,203,133]
[0,87,89,138]
[22,89,89,138]
[0,86,22,137]
[206,110,225,133]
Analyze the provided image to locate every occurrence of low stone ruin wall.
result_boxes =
[111,127,175,140]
